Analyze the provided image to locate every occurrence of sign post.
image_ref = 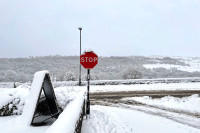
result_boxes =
[80,51,98,118]
[87,69,90,115]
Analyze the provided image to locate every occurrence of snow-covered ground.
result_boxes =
[1,105,199,133]
[82,105,200,133]
[123,94,200,115]
[0,91,85,133]
[1,82,200,116]
[0,87,84,115]
[0,81,200,133]
[52,82,200,93]
[0,116,49,133]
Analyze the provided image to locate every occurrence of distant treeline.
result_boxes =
[0,55,200,82]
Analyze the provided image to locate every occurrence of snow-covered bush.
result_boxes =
[0,88,27,116]
[122,68,142,79]
[63,71,76,81]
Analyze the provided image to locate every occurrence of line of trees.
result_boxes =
[0,55,199,82]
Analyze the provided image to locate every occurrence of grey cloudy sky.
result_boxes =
[0,0,200,57]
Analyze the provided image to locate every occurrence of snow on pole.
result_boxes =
[45,91,85,133]
[84,45,92,53]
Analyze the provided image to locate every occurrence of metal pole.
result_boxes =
[86,69,90,116]
[78,27,82,86]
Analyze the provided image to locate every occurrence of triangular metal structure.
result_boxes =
[30,72,60,126]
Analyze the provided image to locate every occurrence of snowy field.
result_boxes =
[143,57,200,72]
[143,63,200,72]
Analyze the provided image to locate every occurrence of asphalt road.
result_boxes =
[90,90,200,99]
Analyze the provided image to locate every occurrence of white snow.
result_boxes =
[0,90,14,109]
[82,105,200,133]
[0,88,28,115]
[143,63,200,72]
[0,82,14,88]
[0,87,85,133]
[123,94,200,114]
[1,82,200,116]
[1,105,200,133]
[1,77,200,133]
[45,91,85,133]
[84,46,92,52]
[87,82,200,92]
[5,82,200,97]
[0,86,85,116]
[144,56,200,73]
[0,115,49,133]
[82,106,131,133]
[54,87,84,110]
[19,70,49,126]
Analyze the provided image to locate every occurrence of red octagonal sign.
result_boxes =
[80,51,98,69]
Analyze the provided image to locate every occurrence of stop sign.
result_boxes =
[80,51,98,69]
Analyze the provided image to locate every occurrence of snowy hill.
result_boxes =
[1,56,200,82]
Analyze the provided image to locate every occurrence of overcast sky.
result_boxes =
[0,0,200,57]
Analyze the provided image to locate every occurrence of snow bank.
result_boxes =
[19,70,49,126]
[45,91,85,133]
[123,94,200,114]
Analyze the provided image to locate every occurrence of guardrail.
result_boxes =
[1,77,200,89]
[53,77,200,87]
[45,92,85,133]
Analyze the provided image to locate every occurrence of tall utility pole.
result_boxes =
[78,27,82,86]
